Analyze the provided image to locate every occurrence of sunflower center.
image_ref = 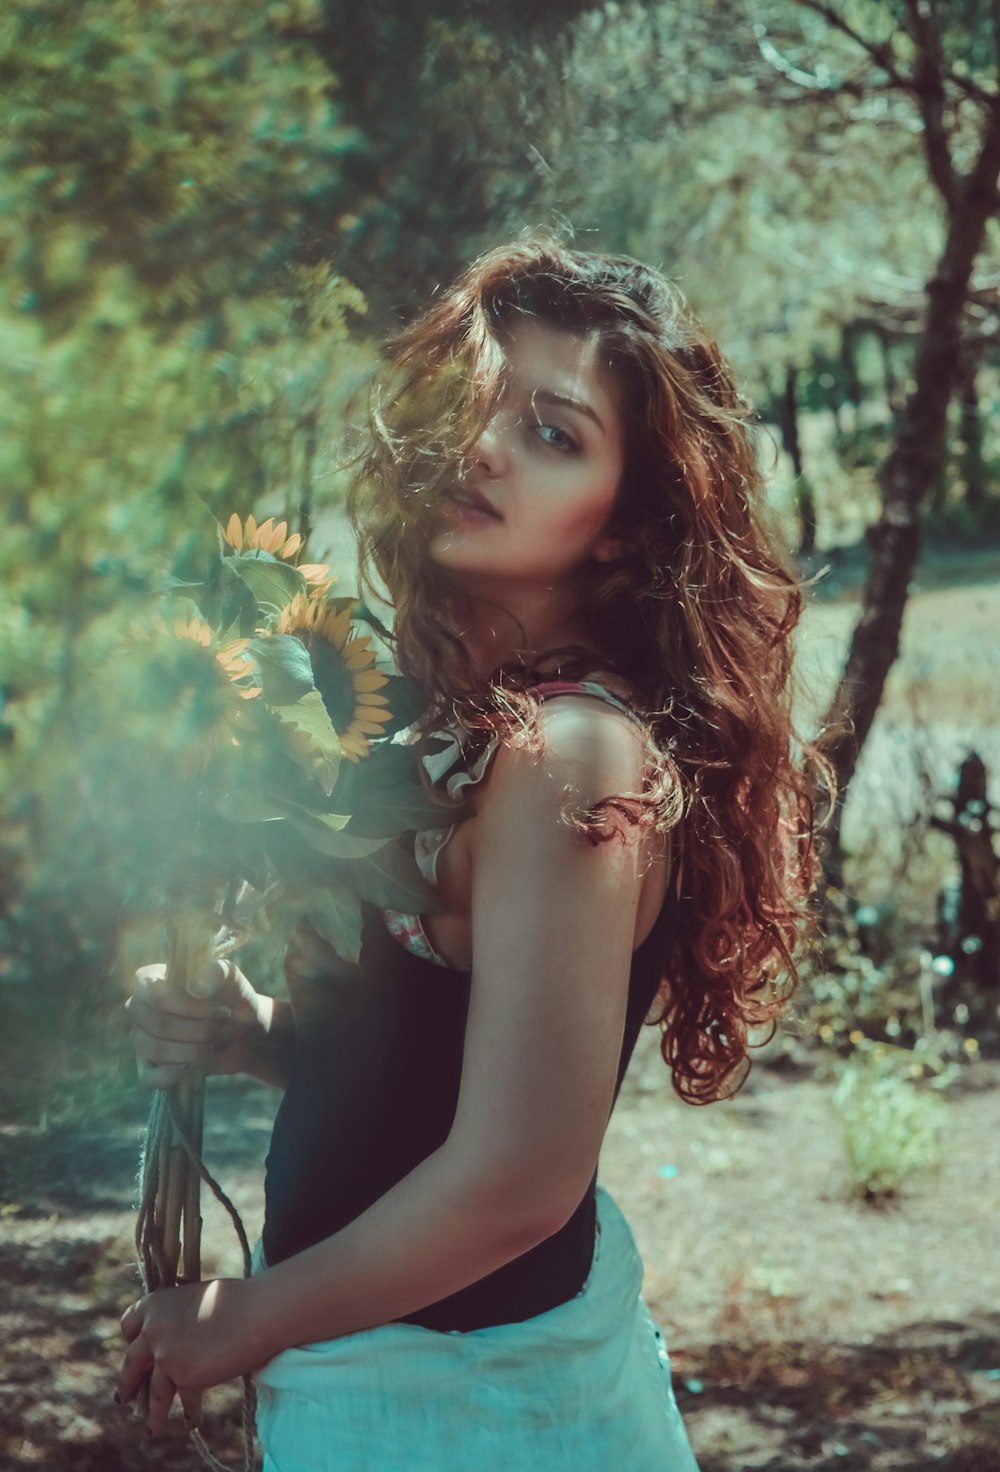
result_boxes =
[304,631,358,733]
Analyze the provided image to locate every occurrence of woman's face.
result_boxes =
[427,318,626,589]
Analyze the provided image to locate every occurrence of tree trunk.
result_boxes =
[820,112,1000,862]
[931,752,1000,991]
[778,364,804,478]
[297,407,317,546]
[956,341,985,510]
[840,323,863,407]
[876,326,903,418]
[774,364,817,554]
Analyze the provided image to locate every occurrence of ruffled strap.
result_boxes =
[386,679,651,970]
[421,679,644,801]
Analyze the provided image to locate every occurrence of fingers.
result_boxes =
[120,1298,145,1344]
[132,963,236,1018]
[178,1386,203,1432]
[129,1015,226,1063]
[116,1335,153,1408]
[126,971,234,1088]
[147,1363,179,1437]
[129,1016,228,1090]
[127,994,228,1045]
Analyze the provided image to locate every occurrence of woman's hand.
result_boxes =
[117,1278,271,1435]
[125,959,267,1089]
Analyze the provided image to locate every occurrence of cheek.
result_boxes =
[543,471,619,542]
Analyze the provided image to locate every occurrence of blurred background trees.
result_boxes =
[2,0,999,1109]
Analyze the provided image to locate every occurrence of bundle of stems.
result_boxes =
[135,876,240,1422]
[156,908,218,1289]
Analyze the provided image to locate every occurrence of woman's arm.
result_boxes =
[118,699,650,1420]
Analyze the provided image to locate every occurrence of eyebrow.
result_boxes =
[529,388,606,436]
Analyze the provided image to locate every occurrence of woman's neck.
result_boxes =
[449,578,598,680]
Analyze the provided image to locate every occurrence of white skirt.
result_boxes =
[252,1186,700,1471]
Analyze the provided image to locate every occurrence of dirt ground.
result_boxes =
[1,1042,998,1472]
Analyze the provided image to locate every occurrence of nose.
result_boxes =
[469,420,508,480]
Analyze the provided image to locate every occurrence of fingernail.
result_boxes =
[211,1005,232,1019]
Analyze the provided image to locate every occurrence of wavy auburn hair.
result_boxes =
[347,236,829,1104]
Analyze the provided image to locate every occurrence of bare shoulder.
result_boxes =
[474,693,648,828]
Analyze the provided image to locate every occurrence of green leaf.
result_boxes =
[271,689,342,795]
[353,600,395,646]
[289,814,394,860]
[250,634,315,705]
[158,573,207,594]
[303,886,364,965]
[352,840,442,911]
[344,741,462,837]
[229,553,305,614]
[214,788,290,823]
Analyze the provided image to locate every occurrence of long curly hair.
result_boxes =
[347,235,830,1104]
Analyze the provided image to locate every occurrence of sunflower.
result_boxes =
[273,596,391,761]
[223,514,335,597]
[172,617,262,701]
[134,615,263,781]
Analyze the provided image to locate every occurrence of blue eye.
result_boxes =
[535,423,577,453]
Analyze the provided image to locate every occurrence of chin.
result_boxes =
[428,529,487,569]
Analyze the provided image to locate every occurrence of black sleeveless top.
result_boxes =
[261,893,676,1333]
[261,684,677,1333]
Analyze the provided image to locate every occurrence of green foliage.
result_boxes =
[0,0,380,1063]
[832,1040,951,1202]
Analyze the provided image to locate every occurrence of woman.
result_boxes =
[119,238,822,1469]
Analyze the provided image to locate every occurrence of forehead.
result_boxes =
[497,316,622,423]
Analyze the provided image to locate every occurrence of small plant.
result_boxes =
[832,1039,951,1202]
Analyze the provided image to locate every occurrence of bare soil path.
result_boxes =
[1,1049,998,1471]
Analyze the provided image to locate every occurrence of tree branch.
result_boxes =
[796,0,997,108]
[751,21,860,92]
[790,0,958,204]
[791,0,915,90]
[903,0,958,204]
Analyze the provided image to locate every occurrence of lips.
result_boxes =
[447,486,502,520]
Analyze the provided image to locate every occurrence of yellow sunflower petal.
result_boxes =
[254,517,276,550]
[354,716,390,734]
[352,671,390,692]
[281,532,303,560]
[224,513,243,549]
[245,513,258,542]
[266,520,288,553]
[342,641,376,668]
[176,617,211,646]
[300,562,334,586]
[323,609,351,649]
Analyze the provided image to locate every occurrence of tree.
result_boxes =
[525,0,999,866]
[305,0,600,324]
[762,0,1000,862]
